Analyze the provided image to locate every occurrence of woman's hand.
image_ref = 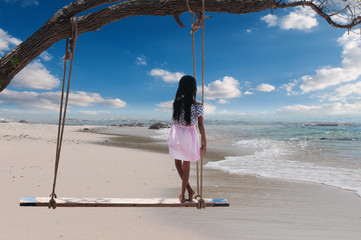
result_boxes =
[200,141,207,154]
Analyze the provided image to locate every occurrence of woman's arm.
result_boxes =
[198,115,207,154]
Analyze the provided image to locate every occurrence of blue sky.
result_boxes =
[1,0,361,122]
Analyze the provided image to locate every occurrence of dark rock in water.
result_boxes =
[19,120,29,123]
[83,128,90,132]
[0,120,9,123]
[149,122,171,129]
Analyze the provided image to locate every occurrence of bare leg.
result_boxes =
[180,161,191,203]
[175,160,195,201]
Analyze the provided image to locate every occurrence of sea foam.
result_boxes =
[206,138,361,198]
[151,128,171,140]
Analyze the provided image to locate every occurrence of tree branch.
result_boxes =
[274,1,361,29]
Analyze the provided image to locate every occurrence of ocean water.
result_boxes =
[151,119,361,197]
[199,120,361,198]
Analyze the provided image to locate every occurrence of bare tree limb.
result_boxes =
[1,0,361,92]
[274,1,361,29]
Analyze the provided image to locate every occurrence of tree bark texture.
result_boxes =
[1,0,360,92]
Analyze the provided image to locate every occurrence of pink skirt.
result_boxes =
[168,124,200,162]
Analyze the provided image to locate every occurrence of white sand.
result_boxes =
[1,122,361,240]
[0,123,205,239]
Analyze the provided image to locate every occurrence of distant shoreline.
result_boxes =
[90,126,227,163]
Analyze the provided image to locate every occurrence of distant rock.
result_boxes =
[0,120,9,123]
[19,120,29,123]
[83,128,90,132]
[148,122,171,129]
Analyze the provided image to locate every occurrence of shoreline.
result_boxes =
[90,125,361,239]
[90,126,227,163]
[91,126,361,200]
[1,122,361,239]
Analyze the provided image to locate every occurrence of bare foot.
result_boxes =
[187,190,195,201]
[179,194,185,203]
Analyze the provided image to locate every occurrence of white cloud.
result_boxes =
[0,108,22,113]
[261,14,278,27]
[261,7,318,31]
[78,110,110,115]
[244,81,252,87]
[0,89,126,110]
[103,98,127,108]
[300,31,361,93]
[22,0,39,7]
[218,99,228,104]
[203,76,241,100]
[67,91,126,108]
[150,68,184,83]
[0,89,58,110]
[204,102,217,115]
[11,60,59,90]
[3,0,39,7]
[255,83,275,92]
[40,52,53,62]
[155,100,173,112]
[321,81,361,102]
[335,81,361,97]
[281,80,299,96]
[217,110,245,116]
[136,56,147,66]
[244,91,253,95]
[0,28,58,91]
[280,7,318,30]
[277,102,361,115]
[0,28,21,55]
[330,14,350,25]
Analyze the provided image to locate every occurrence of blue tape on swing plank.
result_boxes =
[211,198,230,206]
[20,197,38,206]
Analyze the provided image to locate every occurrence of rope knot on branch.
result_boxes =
[190,12,203,35]
[62,17,78,61]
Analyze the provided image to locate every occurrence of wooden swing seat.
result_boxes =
[20,197,229,207]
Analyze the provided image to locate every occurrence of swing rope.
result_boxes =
[47,3,206,209]
[16,3,232,210]
[186,0,206,209]
[49,17,79,209]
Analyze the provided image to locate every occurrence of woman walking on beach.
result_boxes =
[168,75,207,203]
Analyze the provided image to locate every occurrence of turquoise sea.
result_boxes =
[205,120,361,197]
[151,118,361,198]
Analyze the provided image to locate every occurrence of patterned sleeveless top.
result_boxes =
[174,103,204,126]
